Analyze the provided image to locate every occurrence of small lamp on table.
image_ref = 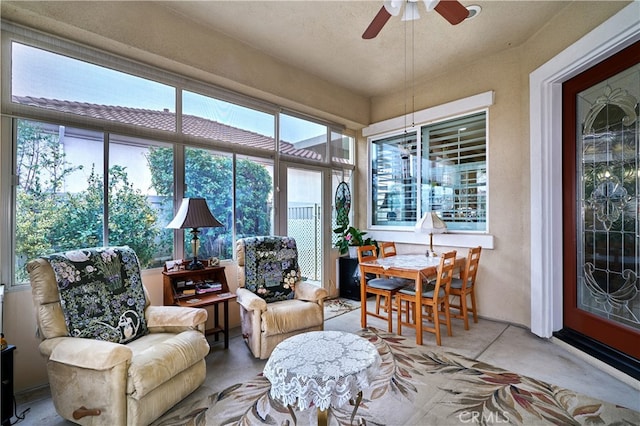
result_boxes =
[415,211,447,257]
[167,197,223,270]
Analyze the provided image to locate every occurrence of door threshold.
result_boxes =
[553,328,640,383]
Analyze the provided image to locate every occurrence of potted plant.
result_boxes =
[333,225,377,257]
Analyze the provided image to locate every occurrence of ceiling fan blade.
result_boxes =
[434,0,469,25]
[362,6,392,39]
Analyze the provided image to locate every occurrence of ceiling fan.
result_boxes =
[362,0,470,39]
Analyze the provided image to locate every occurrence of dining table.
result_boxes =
[358,253,464,345]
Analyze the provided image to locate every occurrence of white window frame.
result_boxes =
[363,91,495,249]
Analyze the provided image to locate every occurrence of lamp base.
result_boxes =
[425,232,438,257]
[425,249,439,258]
[186,258,205,270]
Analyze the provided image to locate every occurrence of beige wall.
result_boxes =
[357,1,628,327]
[0,1,628,393]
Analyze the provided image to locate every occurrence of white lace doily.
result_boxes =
[264,330,381,411]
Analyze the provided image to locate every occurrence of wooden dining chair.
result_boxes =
[375,242,410,318]
[357,244,406,332]
[449,246,482,330]
[379,241,398,258]
[395,250,457,346]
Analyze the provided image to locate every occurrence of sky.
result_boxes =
[12,42,325,143]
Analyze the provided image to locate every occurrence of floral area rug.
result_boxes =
[195,327,639,426]
[324,297,360,320]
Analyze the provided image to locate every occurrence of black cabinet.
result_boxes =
[338,256,361,301]
[1,345,16,426]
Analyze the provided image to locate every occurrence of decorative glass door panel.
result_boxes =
[577,66,639,329]
[563,41,639,359]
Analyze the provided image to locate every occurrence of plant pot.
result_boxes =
[348,246,358,258]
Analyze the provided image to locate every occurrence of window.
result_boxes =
[183,148,234,259]
[182,90,275,147]
[235,154,274,239]
[109,135,174,267]
[421,113,487,231]
[279,113,327,162]
[331,131,354,165]
[13,119,173,284]
[371,131,418,226]
[370,111,487,231]
[14,120,104,283]
[11,42,176,131]
[3,32,354,287]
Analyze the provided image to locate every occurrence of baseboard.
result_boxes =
[552,328,640,385]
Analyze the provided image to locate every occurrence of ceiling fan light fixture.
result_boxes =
[383,0,403,16]
[401,1,421,21]
[423,0,440,13]
[465,5,482,20]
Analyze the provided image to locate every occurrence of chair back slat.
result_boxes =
[460,246,482,290]
[380,241,397,258]
[432,250,457,303]
[357,245,378,263]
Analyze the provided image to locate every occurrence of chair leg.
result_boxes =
[443,299,452,337]
[375,295,382,315]
[396,297,403,336]
[461,292,470,330]
[386,293,393,332]
[470,289,478,323]
[431,303,441,346]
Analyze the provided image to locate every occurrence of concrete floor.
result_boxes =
[12,299,640,425]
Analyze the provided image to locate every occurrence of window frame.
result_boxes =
[363,92,495,249]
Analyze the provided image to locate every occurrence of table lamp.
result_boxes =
[415,211,447,257]
[167,197,223,270]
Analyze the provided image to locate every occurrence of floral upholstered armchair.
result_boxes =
[27,246,210,425]
[236,236,328,359]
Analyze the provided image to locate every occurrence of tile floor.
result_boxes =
[12,299,640,425]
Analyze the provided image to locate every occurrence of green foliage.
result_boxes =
[146,147,272,259]
[15,121,159,282]
[14,120,274,284]
[333,225,377,256]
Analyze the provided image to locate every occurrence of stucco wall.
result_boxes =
[357,1,628,328]
[0,0,628,393]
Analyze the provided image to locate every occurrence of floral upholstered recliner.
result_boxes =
[27,246,210,425]
[236,236,328,359]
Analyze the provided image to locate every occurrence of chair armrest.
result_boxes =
[40,337,132,370]
[145,305,208,333]
[295,281,328,302]
[236,288,268,312]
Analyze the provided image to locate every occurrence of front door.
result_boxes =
[562,41,639,361]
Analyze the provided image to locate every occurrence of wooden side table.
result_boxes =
[162,266,236,348]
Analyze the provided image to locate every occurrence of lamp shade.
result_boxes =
[415,211,447,234]
[166,198,223,229]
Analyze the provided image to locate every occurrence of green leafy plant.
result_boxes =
[333,225,377,255]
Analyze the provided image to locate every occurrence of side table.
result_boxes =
[1,345,16,426]
[263,331,380,426]
[338,256,361,301]
[162,266,236,348]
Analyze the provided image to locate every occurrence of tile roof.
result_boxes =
[12,96,323,160]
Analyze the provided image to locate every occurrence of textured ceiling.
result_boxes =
[159,1,571,98]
